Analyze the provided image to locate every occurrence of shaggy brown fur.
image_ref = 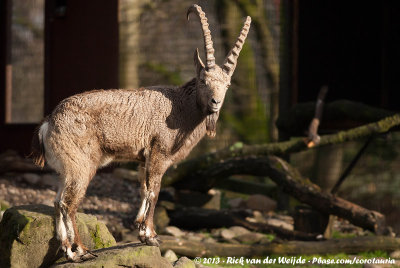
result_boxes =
[32,5,251,262]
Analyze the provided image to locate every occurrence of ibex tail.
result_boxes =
[31,119,48,168]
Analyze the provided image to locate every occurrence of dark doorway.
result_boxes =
[296,1,400,110]
[0,0,119,154]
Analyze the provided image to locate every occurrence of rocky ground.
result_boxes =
[0,167,365,243]
[0,170,141,240]
[3,169,400,268]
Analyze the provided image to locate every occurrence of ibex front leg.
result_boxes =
[134,149,169,247]
[134,164,148,232]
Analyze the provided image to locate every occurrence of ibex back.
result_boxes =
[31,4,251,262]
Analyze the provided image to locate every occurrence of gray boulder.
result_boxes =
[164,249,179,263]
[53,243,174,268]
[245,194,277,213]
[53,244,197,268]
[0,204,116,268]
[173,257,196,268]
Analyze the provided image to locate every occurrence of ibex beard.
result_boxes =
[31,4,251,262]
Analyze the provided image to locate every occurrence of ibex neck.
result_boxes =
[179,78,197,95]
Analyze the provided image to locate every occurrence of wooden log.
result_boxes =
[168,207,318,241]
[168,155,389,235]
[168,207,252,230]
[160,235,400,257]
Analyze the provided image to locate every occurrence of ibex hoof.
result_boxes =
[64,244,97,263]
[138,233,160,246]
[145,235,161,247]
[67,251,97,263]
[79,251,98,262]
[138,234,146,243]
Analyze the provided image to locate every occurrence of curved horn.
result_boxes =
[222,16,251,76]
[187,4,216,69]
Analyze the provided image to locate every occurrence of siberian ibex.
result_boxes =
[32,5,251,262]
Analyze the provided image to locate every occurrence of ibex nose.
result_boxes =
[211,98,220,105]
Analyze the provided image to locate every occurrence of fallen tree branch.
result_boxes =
[168,207,319,241]
[163,113,400,187]
[160,235,400,257]
[168,207,252,229]
[168,155,389,234]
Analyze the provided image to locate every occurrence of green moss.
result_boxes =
[0,200,9,211]
[331,230,358,239]
[19,215,34,246]
[229,142,243,151]
[90,224,113,249]
[264,233,275,242]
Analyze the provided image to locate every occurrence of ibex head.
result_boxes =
[187,4,251,116]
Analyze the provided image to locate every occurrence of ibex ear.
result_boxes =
[194,48,205,77]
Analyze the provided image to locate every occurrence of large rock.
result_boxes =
[53,243,196,268]
[245,194,277,212]
[0,200,10,222]
[53,243,174,268]
[173,256,196,268]
[235,232,265,245]
[154,206,170,233]
[0,204,116,268]
[164,226,185,238]
[164,249,179,263]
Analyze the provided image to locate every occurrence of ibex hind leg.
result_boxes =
[54,170,96,262]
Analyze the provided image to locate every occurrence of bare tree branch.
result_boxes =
[306,86,328,147]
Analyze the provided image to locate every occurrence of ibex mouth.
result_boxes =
[208,105,220,113]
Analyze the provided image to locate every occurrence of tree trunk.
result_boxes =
[119,0,143,89]
[168,207,319,241]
